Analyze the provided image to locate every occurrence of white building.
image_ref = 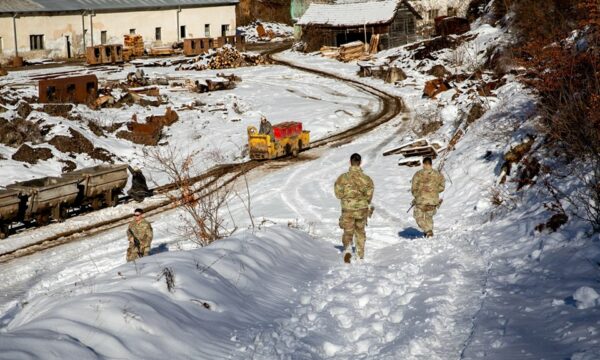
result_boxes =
[0,0,238,62]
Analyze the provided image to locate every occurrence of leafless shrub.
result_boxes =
[144,146,237,246]
[489,185,517,210]
[158,267,175,293]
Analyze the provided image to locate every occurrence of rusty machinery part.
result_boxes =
[38,74,99,104]
[0,44,402,262]
[183,35,245,57]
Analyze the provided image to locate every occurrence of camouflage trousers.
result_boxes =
[339,208,368,259]
[413,204,437,234]
[126,240,151,262]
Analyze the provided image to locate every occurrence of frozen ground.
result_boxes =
[0,62,376,187]
[1,20,599,359]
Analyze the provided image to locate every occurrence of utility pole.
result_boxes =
[81,11,87,53]
[89,11,96,46]
[12,13,19,57]
[176,6,182,42]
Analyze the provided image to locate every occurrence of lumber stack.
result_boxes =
[338,41,366,61]
[320,46,339,59]
[124,35,144,57]
[206,47,269,69]
[368,34,380,54]
[149,46,175,56]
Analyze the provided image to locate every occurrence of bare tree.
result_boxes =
[144,146,237,246]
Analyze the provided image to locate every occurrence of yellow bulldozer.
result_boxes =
[247,121,310,160]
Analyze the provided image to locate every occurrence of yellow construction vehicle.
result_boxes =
[247,121,310,160]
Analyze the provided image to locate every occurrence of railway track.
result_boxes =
[0,46,403,263]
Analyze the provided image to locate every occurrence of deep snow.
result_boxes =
[1,19,599,360]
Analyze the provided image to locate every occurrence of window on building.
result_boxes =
[101,31,107,44]
[447,7,457,16]
[428,9,439,20]
[155,27,162,41]
[129,29,136,35]
[221,24,229,37]
[30,35,44,50]
[204,24,210,37]
[180,25,186,39]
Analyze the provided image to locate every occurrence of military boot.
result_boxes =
[425,230,433,238]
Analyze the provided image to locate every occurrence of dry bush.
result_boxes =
[144,146,238,246]
[507,0,600,231]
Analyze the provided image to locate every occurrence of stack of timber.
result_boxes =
[382,138,443,167]
[149,46,176,56]
[124,35,145,57]
[368,34,380,54]
[320,46,339,59]
[338,41,366,62]
[179,46,269,71]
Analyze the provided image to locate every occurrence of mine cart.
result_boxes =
[0,189,21,238]
[7,177,80,225]
[62,164,128,209]
[247,121,310,160]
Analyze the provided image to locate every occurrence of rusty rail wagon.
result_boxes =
[0,164,129,239]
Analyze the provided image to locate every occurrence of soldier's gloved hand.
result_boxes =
[368,206,375,218]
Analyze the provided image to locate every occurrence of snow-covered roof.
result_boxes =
[297,0,421,27]
[0,0,237,15]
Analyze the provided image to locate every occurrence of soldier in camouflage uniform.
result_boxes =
[334,153,374,263]
[411,157,445,237]
[258,116,274,141]
[126,208,153,262]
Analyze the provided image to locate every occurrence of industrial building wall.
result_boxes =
[0,5,236,62]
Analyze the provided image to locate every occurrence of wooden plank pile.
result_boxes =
[339,41,366,61]
[320,41,371,62]
[382,138,443,167]
[179,46,269,71]
[124,35,144,57]
[368,34,380,54]
[149,46,176,56]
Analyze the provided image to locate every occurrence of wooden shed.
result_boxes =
[297,0,422,52]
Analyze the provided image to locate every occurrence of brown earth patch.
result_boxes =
[12,144,53,164]
[0,118,44,147]
[41,104,73,118]
[48,127,114,161]
[59,159,77,172]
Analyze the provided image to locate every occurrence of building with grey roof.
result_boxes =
[0,0,238,61]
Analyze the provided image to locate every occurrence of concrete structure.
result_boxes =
[0,0,238,63]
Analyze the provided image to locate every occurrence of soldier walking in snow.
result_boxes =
[411,157,445,237]
[334,153,374,263]
[126,208,153,262]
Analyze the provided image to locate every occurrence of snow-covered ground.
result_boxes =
[1,19,599,360]
[0,63,376,187]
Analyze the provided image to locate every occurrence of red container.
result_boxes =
[273,121,302,140]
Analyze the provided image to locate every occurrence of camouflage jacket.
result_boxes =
[334,165,374,211]
[127,219,153,244]
[411,168,445,206]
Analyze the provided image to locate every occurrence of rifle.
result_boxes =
[407,200,415,213]
[128,228,144,258]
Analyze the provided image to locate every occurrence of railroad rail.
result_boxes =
[0,45,403,263]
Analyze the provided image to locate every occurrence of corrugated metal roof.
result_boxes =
[0,0,237,14]
[297,0,421,27]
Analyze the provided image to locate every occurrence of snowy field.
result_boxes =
[0,62,377,187]
[1,20,599,359]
